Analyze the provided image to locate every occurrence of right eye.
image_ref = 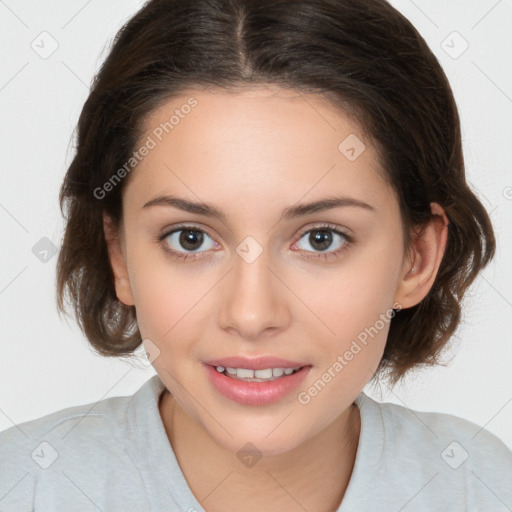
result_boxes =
[159,226,218,261]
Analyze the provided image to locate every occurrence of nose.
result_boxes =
[217,246,290,341]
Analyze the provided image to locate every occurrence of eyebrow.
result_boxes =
[142,194,375,221]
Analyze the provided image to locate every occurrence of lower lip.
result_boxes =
[203,364,311,406]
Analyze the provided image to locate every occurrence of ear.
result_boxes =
[393,203,449,309]
[103,213,135,306]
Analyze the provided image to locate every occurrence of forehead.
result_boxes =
[127,85,394,217]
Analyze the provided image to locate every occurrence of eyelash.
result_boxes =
[157,223,354,263]
[294,223,354,261]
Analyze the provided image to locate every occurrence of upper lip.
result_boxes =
[203,356,309,370]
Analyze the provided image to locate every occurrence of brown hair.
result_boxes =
[56,0,495,385]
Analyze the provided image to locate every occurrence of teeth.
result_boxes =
[254,368,272,379]
[214,366,302,381]
[236,368,254,379]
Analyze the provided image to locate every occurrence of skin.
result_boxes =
[104,85,448,511]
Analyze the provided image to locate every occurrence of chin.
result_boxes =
[200,412,318,458]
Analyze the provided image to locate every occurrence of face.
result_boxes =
[109,85,412,456]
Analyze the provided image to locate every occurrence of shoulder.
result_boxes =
[345,393,512,512]
[0,387,135,459]
[0,376,164,511]
[368,394,512,464]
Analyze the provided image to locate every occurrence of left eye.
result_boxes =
[162,228,216,254]
[295,227,349,254]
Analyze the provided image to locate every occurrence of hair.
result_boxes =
[56,0,495,386]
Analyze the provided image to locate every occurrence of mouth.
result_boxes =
[202,356,312,406]
[213,365,303,382]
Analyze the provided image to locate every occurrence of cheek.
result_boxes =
[304,242,402,338]
[296,273,397,416]
[127,247,222,364]
[294,234,403,383]
[126,247,194,341]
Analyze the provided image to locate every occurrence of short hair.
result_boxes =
[56,0,495,385]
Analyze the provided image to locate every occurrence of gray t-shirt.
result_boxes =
[1,375,511,511]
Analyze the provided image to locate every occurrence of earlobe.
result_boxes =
[103,213,135,306]
[394,203,449,308]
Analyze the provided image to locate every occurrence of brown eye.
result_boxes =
[179,229,204,251]
[160,226,217,259]
[295,225,350,255]
[308,229,334,251]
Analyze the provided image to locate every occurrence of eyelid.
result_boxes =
[159,222,351,243]
[292,222,354,252]
[295,222,352,239]
[291,223,354,262]
[158,222,354,262]
[158,223,218,262]
[159,222,216,240]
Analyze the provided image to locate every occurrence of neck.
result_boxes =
[159,390,360,512]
